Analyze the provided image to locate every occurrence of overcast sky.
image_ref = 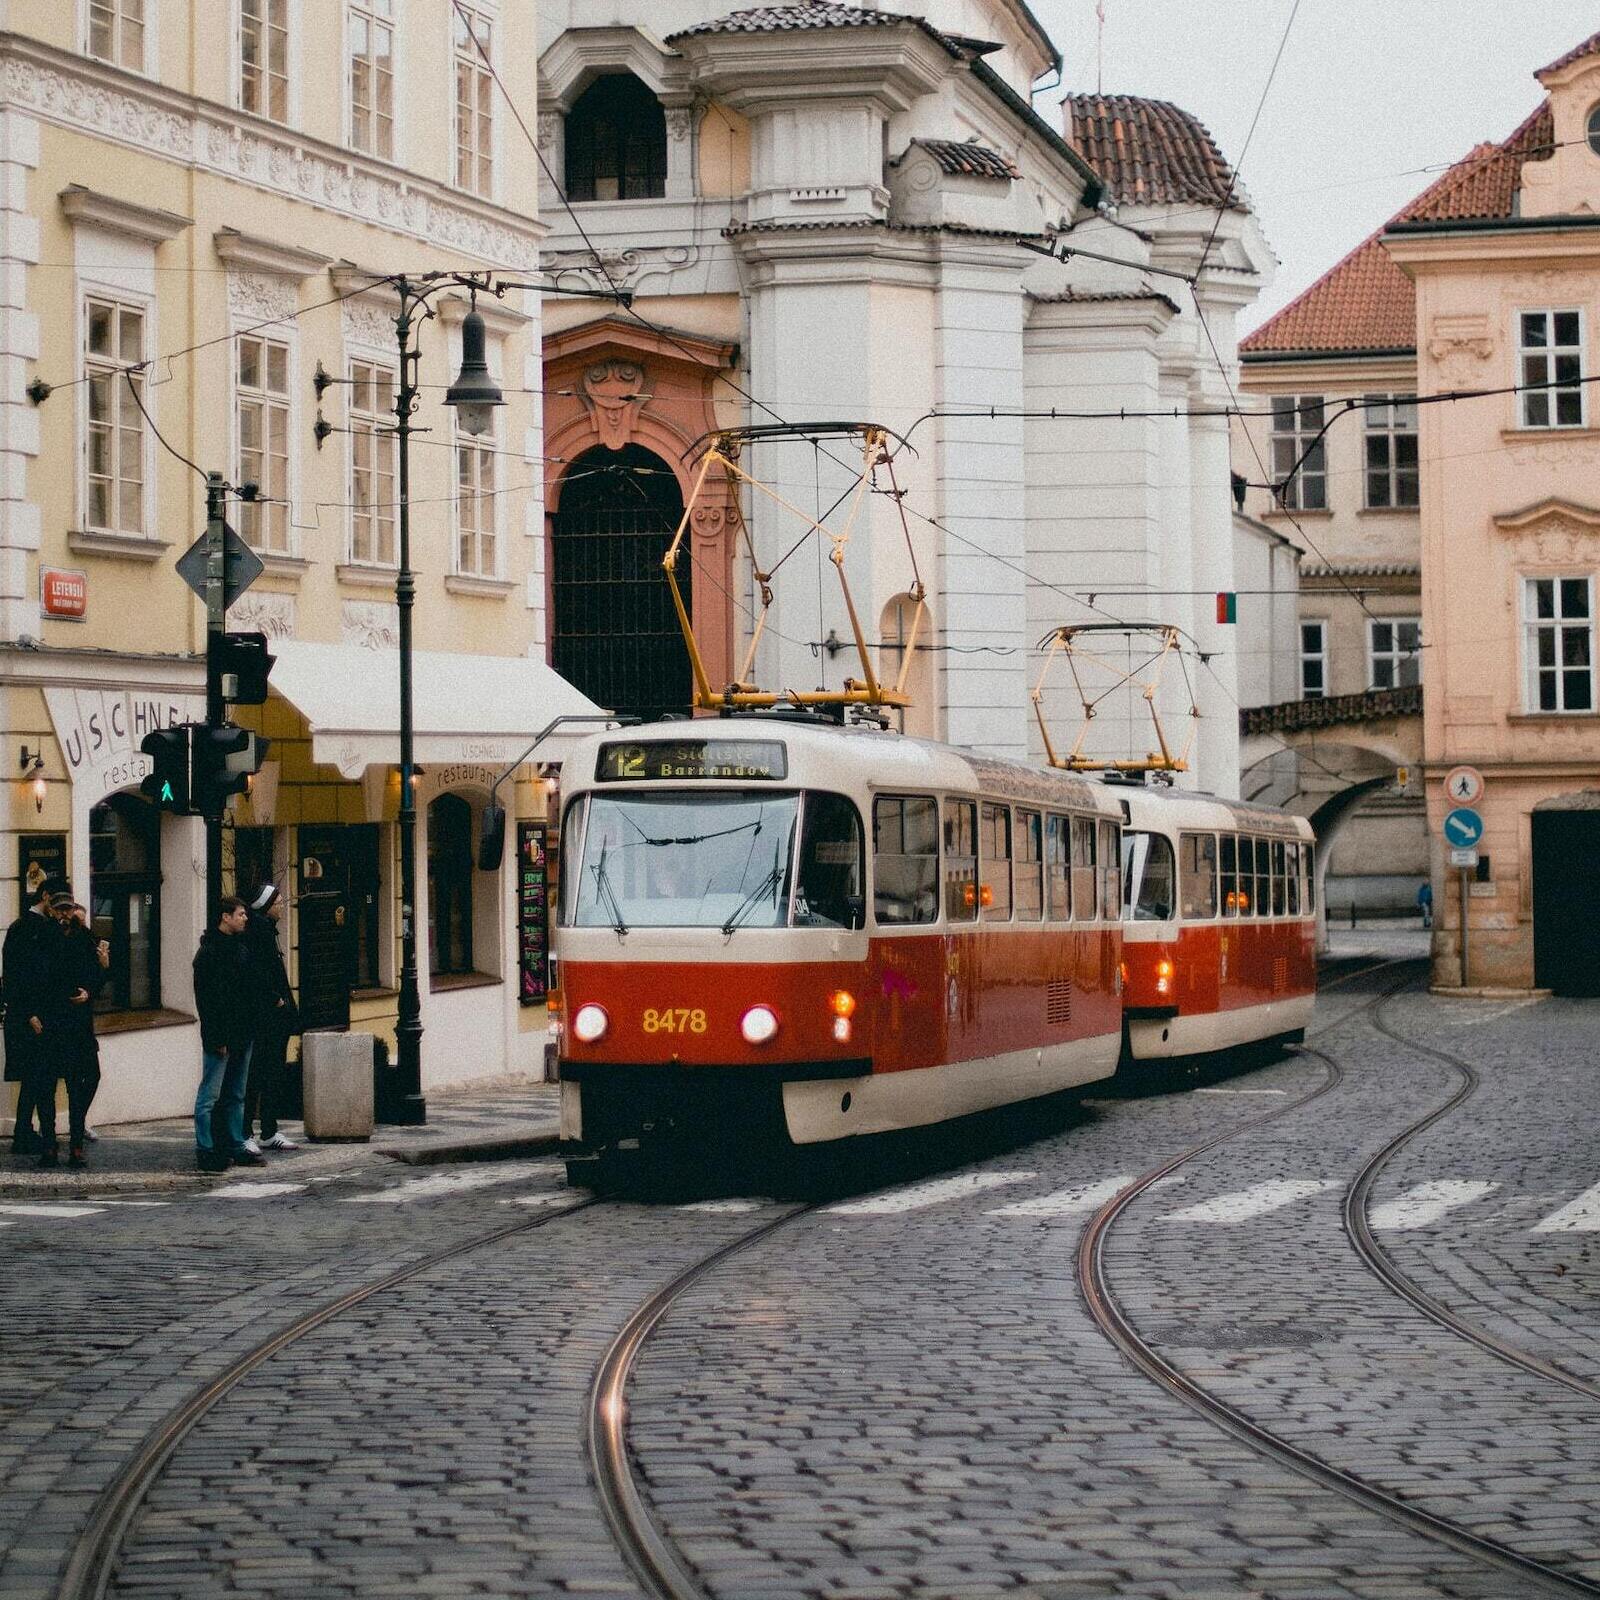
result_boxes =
[1031,1,1600,332]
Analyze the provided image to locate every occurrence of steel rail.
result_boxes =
[1331,997,1600,1402]
[1077,974,1600,1598]
[57,1197,599,1600]
[587,1205,815,1600]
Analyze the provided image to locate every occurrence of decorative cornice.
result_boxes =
[543,314,737,372]
[59,183,191,243]
[4,37,544,263]
[213,227,331,280]
[1241,683,1422,736]
[1493,496,1600,533]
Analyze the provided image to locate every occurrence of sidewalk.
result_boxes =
[1,1079,562,1198]
[1323,920,1431,963]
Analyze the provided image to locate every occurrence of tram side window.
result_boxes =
[1124,831,1175,921]
[1271,839,1287,916]
[1071,816,1097,920]
[1014,809,1043,921]
[1286,841,1301,915]
[1220,833,1239,916]
[981,802,1013,920]
[557,796,587,926]
[1180,831,1218,919]
[1253,837,1271,920]
[795,792,865,929]
[1304,843,1316,911]
[944,797,978,922]
[1099,820,1121,920]
[1045,813,1071,920]
[872,795,939,926]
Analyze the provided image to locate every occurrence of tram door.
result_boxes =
[552,444,690,724]
[1531,810,1600,996]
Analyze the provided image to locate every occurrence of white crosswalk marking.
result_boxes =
[827,1171,1037,1216]
[208,1182,307,1200]
[989,1176,1131,1218]
[1162,1179,1335,1224]
[1368,1180,1497,1230]
[499,1192,573,1207]
[677,1199,761,1213]
[1533,1181,1600,1234]
[0,1202,107,1219]
[1194,1088,1288,1096]
[342,1160,561,1205]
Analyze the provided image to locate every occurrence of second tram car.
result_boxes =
[1117,786,1317,1060]
[552,718,1127,1172]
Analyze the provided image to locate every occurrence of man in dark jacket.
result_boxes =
[49,899,109,1169]
[192,896,266,1173]
[5,876,67,1162]
[242,884,299,1154]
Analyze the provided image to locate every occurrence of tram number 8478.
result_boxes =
[642,1008,709,1035]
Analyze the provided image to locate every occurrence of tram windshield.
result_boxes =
[567,790,866,932]
[1121,830,1176,922]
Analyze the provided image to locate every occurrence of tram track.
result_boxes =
[1077,967,1600,1598]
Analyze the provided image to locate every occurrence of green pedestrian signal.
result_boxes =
[140,727,194,814]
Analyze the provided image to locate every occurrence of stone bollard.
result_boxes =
[302,1030,375,1141]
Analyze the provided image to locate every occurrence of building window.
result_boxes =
[1589,105,1600,158]
[1269,394,1327,511]
[1300,620,1327,699]
[1524,576,1594,713]
[240,0,289,121]
[455,424,496,577]
[454,7,493,196]
[1369,617,1421,690]
[1364,395,1418,508]
[89,795,161,1013]
[349,0,394,159]
[84,297,147,535]
[565,74,667,203]
[428,794,475,976]
[349,357,396,565]
[1519,311,1585,429]
[88,0,146,70]
[236,334,291,553]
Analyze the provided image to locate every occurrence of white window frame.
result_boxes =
[345,0,399,164]
[82,0,156,76]
[78,288,155,539]
[1517,308,1586,430]
[234,0,297,125]
[1299,619,1328,700]
[1522,575,1596,714]
[452,2,498,200]
[1362,393,1419,510]
[232,325,297,556]
[1268,394,1328,512]
[452,420,502,579]
[345,347,399,569]
[1367,616,1422,691]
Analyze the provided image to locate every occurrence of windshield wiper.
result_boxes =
[592,843,629,935]
[721,861,785,937]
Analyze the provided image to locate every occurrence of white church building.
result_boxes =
[535,0,1275,795]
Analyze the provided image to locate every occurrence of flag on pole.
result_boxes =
[1216,591,1237,625]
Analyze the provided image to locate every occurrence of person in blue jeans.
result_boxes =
[192,896,266,1174]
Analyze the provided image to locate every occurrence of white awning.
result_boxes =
[268,640,609,779]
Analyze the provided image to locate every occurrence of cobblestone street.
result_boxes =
[2,960,1597,1599]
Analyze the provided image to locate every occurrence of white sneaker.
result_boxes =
[85,1128,100,1143]
[262,1132,298,1151]
[242,1136,263,1156]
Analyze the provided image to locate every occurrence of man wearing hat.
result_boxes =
[3,875,66,1160]
[242,884,299,1154]
[47,896,109,1169]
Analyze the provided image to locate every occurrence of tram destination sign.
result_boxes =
[597,739,788,783]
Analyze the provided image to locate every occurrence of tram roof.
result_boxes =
[560,717,1126,818]
[1118,783,1314,841]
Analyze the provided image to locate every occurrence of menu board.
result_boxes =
[516,821,550,1006]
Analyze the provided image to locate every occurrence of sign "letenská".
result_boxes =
[40,567,87,621]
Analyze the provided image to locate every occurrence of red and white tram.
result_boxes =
[1117,786,1317,1061]
[551,717,1127,1173]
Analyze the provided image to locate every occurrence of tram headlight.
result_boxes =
[572,1003,609,1043]
[741,1005,779,1045]
[1156,957,1174,997]
[830,990,856,1018]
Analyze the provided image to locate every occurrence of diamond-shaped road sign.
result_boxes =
[175,520,264,612]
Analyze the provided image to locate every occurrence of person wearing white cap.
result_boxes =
[242,884,299,1153]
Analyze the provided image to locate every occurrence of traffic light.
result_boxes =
[214,630,275,705]
[140,727,193,814]
[192,724,271,814]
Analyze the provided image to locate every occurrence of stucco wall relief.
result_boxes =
[581,360,652,450]
[1427,314,1494,383]
[1493,500,1600,564]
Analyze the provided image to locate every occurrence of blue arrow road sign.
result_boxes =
[1443,807,1484,849]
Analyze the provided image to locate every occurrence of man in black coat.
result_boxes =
[192,896,267,1173]
[242,884,299,1153]
[4,877,65,1161]
[48,899,109,1169]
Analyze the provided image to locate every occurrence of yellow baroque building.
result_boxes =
[0,1,595,1126]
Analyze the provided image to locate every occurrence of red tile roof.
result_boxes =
[1242,103,1556,357]
[667,4,956,55]
[1063,94,1245,213]
[1539,29,1600,77]
[903,138,1018,180]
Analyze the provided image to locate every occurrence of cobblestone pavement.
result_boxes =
[1,965,1595,1599]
